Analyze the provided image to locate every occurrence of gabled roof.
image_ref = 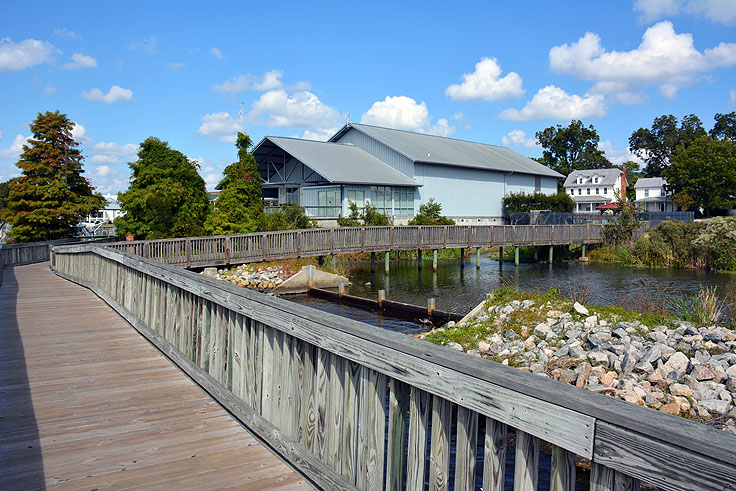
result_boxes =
[329,123,563,179]
[634,177,667,188]
[563,168,622,187]
[253,136,420,187]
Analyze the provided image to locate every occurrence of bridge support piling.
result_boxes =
[318,255,324,266]
[460,248,465,268]
[534,246,539,262]
[499,246,503,265]
[432,250,438,272]
[549,245,554,263]
[514,247,520,266]
[476,248,481,269]
[582,244,587,258]
[370,252,375,272]
[384,251,390,275]
[417,250,422,270]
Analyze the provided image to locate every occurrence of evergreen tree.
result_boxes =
[205,132,264,235]
[115,137,209,239]
[0,111,103,242]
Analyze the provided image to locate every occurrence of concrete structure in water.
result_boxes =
[252,123,563,225]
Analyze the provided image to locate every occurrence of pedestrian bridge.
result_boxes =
[1,235,734,490]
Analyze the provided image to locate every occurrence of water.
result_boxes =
[290,255,735,332]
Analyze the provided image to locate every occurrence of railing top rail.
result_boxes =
[53,242,736,476]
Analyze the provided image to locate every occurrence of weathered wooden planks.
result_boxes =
[429,396,452,491]
[514,430,539,491]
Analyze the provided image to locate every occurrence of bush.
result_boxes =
[337,202,390,227]
[260,203,315,231]
[408,198,455,225]
[692,217,736,271]
[503,191,574,213]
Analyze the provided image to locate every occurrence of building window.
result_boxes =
[645,189,649,197]
[587,188,591,195]
[394,187,414,216]
[604,188,608,194]
[595,188,599,195]
[661,189,666,197]
[347,190,365,211]
[370,186,391,215]
[534,176,541,192]
[594,177,599,183]
[318,190,339,217]
[578,188,582,195]
[569,189,574,195]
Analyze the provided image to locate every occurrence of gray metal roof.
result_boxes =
[571,195,615,203]
[634,177,667,188]
[330,123,563,178]
[254,136,420,187]
[563,168,622,187]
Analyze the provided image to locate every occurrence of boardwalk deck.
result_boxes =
[0,262,312,490]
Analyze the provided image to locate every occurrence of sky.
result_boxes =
[1,0,735,197]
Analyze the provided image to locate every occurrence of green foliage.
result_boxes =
[408,198,455,225]
[115,137,209,239]
[337,202,390,227]
[667,286,724,326]
[260,203,314,231]
[0,111,104,242]
[710,112,736,142]
[691,217,736,271]
[664,135,736,215]
[602,190,639,245]
[628,114,706,177]
[614,160,641,199]
[502,191,574,213]
[206,132,265,235]
[0,178,14,210]
[535,120,611,179]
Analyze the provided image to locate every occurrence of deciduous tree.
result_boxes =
[535,120,611,180]
[711,112,736,142]
[629,114,706,177]
[115,137,209,239]
[0,111,103,242]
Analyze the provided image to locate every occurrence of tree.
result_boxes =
[0,111,103,242]
[205,132,264,235]
[602,190,639,245]
[664,135,736,215]
[711,112,736,142]
[629,114,706,177]
[0,178,15,210]
[502,191,574,213]
[535,120,611,180]
[613,160,641,199]
[261,203,314,231]
[337,202,390,227]
[408,198,455,225]
[115,137,209,239]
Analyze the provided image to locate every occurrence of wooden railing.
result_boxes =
[52,243,736,490]
[104,224,603,268]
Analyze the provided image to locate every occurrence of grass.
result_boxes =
[423,322,489,346]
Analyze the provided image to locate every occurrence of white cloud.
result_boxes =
[81,85,134,103]
[587,81,647,105]
[361,96,430,130]
[62,52,96,69]
[71,123,91,144]
[0,38,58,71]
[53,28,81,40]
[446,57,524,101]
[501,130,539,149]
[211,47,223,60]
[549,22,736,99]
[249,89,342,129]
[499,85,607,121]
[302,128,340,141]
[451,112,471,130]
[128,36,157,53]
[731,89,736,104]
[89,142,138,163]
[166,61,185,70]
[212,70,285,94]
[598,140,644,165]
[93,165,111,177]
[0,134,28,160]
[44,85,57,95]
[634,0,736,25]
[427,118,456,137]
[197,112,244,142]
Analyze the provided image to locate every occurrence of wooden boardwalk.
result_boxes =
[0,262,311,490]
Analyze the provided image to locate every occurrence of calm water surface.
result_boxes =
[289,255,735,332]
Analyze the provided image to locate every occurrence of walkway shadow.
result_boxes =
[0,266,46,489]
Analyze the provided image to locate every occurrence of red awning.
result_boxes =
[596,202,620,210]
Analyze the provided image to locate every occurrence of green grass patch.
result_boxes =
[423,323,489,347]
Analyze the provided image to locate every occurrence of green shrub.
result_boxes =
[337,202,390,227]
[503,191,574,213]
[408,199,455,226]
[692,217,736,271]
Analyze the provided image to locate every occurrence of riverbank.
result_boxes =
[419,287,736,432]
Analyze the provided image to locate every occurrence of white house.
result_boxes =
[563,168,626,213]
[634,177,678,212]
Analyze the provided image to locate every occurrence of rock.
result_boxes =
[478,341,492,355]
[547,310,563,318]
[663,351,690,374]
[588,351,610,366]
[568,342,586,360]
[572,302,589,316]
[447,342,464,352]
[559,369,577,384]
[533,323,551,338]
[691,365,715,381]
[505,329,520,340]
[587,336,610,350]
[530,362,546,374]
[720,390,733,403]
[694,350,711,364]
[467,349,482,357]
[623,391,644,405]
[669,383,693,397]
[660,403,680,415]
[554,345,569,357]
[634,361,654,373]
[203,267,218,277]
[445,321,456,329]
[521,299,535,308]
[700,399,731,414]
[640,346,662,365]
[601,371,618,387]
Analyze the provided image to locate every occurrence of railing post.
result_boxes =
[262,233,268,260]
[224,236,231,264]
[185,239,191,268]
[329,228,335,253]
[417,226,421,250]
[360,227,365,252]
[466,226,471,248]
[442,226,447,249]
[143,242,150,259]
[390,226,395,250]
[550,225,555,245]
[531,225,536,246]
[297,231,302,257]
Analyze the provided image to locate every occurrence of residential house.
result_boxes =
[563,168,626,214]
[634,177,678,212]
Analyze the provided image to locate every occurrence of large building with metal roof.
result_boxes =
[252,123,563,224]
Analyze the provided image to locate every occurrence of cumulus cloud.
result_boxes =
[451,112,471,130]
[44,85,57,95]
[249,89,342,129]
[62,52,97,69]
[598,140,644,165]
[549,21,736,100]
[211,47,223,60]
[302,128,340,141]
[212,70,286,94]
[446,57,524,101]
[89,142,138,164]
[361,96,430,130]
[0,38,58,71]
[81,85,134,103]
[128,36,157,53]
[71,123,91,144]
[499,85,607,121]
[53,28,82,40]
[197,112,244,143]
[586,81,647,105]
[427,118,456,137]
[634,0,736,25]
[501,130,539,149]
[0,134,29,160]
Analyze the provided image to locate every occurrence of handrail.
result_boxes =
[52,243,736,490]
[103,224,603,268]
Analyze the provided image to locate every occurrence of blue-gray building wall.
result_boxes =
[333,128,415,177]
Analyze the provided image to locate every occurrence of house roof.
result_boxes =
[634,177,667,188]
[253,136,420,187]
[563,168,622,187]
[571,195,615,203]
[329,123,563,179]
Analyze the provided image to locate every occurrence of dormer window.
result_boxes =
[594,177,599,183]
[645,189,649,197]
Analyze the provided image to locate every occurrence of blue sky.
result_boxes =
[1,1,735,196]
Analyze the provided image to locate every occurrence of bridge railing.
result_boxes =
[52,243,735,490]
[104,224,603,268]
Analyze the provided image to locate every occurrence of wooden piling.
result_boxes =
[432,250,438,272]
[385,251,390,275]
[514,247,520,266]
[371,252,375,272]
[417,250,422,270]
[476,248,481,269]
